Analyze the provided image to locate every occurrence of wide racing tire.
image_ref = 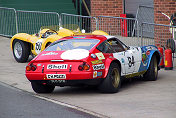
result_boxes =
[98,62,121,93]
[31,82,55,93]
[143,55,158,81]
[12,39,30,63]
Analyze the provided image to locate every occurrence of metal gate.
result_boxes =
[141,22,176,50]
[60,13,98,33]
[1,6,175,51]
[0,7,18,37]
[16,10,60,34]
[97,16,140,46]
[136,5,154,38]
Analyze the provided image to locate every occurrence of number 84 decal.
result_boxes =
[127,56,134,67]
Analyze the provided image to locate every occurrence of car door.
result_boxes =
[108,38,135,75]
[128,46,142,73]
[124,49,135,74]
[97,39,126,75]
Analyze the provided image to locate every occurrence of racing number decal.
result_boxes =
[36,42,42,50]
[127,56,134,67]
[35,39,43,54]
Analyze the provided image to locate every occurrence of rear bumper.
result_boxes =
[26,71,94,80]
[26,71,104,86]
[29,79,103,86]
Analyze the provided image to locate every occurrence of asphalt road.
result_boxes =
[0,36,176,118]
[0,82,98,118]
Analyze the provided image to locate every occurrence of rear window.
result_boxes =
[45,39,99,51]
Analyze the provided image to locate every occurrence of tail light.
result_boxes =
[78,65,84,71]
[83,64,90,70]
[26,64,37,71]
[78,62,90,71]
[31,65,37,71]
[26,65,31,71]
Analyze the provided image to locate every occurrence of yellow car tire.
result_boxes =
[12,39,30,63]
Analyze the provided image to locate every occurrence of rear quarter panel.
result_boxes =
[10,33,32,50]
[139,45,161,72]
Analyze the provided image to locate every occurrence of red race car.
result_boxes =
[26,35,161,93]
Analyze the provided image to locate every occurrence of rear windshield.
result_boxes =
[45,39,99,51]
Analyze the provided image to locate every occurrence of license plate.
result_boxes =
[50,80,66,83]
[46,74,66,79]
[47,64,68,69]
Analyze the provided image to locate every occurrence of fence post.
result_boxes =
[56,13,60,28]
[95,17,98,30]
[59,14,62,27]
[14,8,18,34]
[141,23,143,46]
[136,20,140,46]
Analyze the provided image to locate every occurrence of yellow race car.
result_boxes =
[10,26,108,63]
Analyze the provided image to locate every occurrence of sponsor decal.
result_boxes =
[142,53,147,66]
[121,58,125,63]
[146,46,157,50]
[47,64,68,69]
[93,71,97,78]
[73,36,85,38]
[97,72,102,76]
[146,46,152,50]
[37,64,41,66]
[142,53,147,61]
[46,74,66,79]
[118,52,124,55]
[93,64,105,70]
[42,52,58,56]
[91,60,103,65]
[93,71,103,78]
[95,53,105,60]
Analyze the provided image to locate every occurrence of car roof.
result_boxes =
[58,35,110,42]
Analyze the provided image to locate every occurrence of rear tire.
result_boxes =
[31,82,55,93]
[143,55,158,81]
[98,63,121,93]
[12,39,30,63]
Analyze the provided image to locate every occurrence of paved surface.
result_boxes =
[0,36,176,118]
[0,82,98,118]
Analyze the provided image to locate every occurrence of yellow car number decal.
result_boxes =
[35,39,43,54]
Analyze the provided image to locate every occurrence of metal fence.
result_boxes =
[1,7,176,52]
[136,5,154,38]
[141,22,176,52]
[97,16,140,46]
[0,7,17,37]
[16,10,60,34]
[60,13,98,32]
